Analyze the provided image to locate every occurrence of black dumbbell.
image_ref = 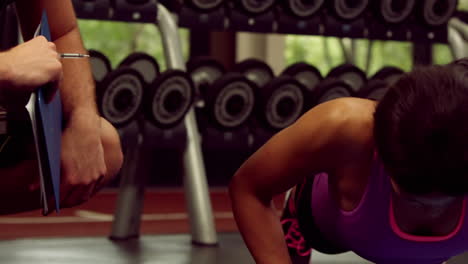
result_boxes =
[256,76,306,131]
[143,70,195,128]
[118,52,160,85]
[370,66,405,85]
[204,73,257,130]
[283,0,325,18]
[419,0,458,26]
[357,79,389,101]
[234,0,276,16]
[374,0,416,24]
[187,0,225,11]
[88,50,112,86]
[233,58,275,89]
[97,67,145,128]
[314,78,354,104]
[113,0,157,22]
[157,0,180,11]
[71,0,110,19]
[160,0,225,12]
[329,0,369,21]
[281,62,323,111]
[327,64,367,95]
[282,62,323,92]
[187,57,226,99]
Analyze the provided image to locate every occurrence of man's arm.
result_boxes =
[14,0,121,208]
[15,0,97,118]
[0,116,122,215]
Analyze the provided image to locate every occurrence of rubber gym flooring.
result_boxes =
[0,188,468,264]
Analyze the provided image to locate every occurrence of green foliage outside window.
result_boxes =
[285,0,468,76]
[77,20,189,71]
[285,36,416,77]
[286,36,454,78]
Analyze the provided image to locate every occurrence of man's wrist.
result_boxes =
[66,107,100,129]
[64,100,98,118]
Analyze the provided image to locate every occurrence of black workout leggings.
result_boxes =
[281,175,347,257]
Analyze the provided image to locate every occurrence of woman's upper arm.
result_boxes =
[15,0,78,41]
[230,99,363,201]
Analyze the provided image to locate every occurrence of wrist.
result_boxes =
[66,107,100,130]
[65,104,98,121]
[62,93,99,122]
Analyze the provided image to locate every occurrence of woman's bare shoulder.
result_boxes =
[298,98,376,162]
[229,98,376,197]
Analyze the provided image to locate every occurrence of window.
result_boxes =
[285,0,468,75]
[77,20,190,71]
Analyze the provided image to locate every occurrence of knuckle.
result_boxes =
[67,176,84,186]
[54,60,63,71]
[66,180,76,186]
[48,42,56,50]
[67,178,79,186]
[51,61,63,76]
[84,178,94,186]
[36,35,47,42]
[76,177,94,186]
[48,49,58,58]
[101,167,108,178]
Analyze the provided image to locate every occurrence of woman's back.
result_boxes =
[303,97,468,263]
[311,142,468,264]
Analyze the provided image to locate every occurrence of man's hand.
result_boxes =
[0,36,62,110]
[59,109,108,208]
[2,0,124,213]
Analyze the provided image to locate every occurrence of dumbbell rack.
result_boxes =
[73,1,218,245]
[174,3,450,44]
[173,1,468,69]
[448,15,468,59]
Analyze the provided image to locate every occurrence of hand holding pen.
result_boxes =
[59,53,90,59]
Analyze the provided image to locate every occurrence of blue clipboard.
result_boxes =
[26,11,62,215]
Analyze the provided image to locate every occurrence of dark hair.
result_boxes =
[374,59,468,196]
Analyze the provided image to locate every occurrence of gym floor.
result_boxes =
[0,188,467,264]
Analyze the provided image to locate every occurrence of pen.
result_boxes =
[60,53,90,58]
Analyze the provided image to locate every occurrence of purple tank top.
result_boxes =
[310,153,468,264]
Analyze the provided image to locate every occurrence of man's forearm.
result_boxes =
[53,26,97,119]
[15,0,97,119]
